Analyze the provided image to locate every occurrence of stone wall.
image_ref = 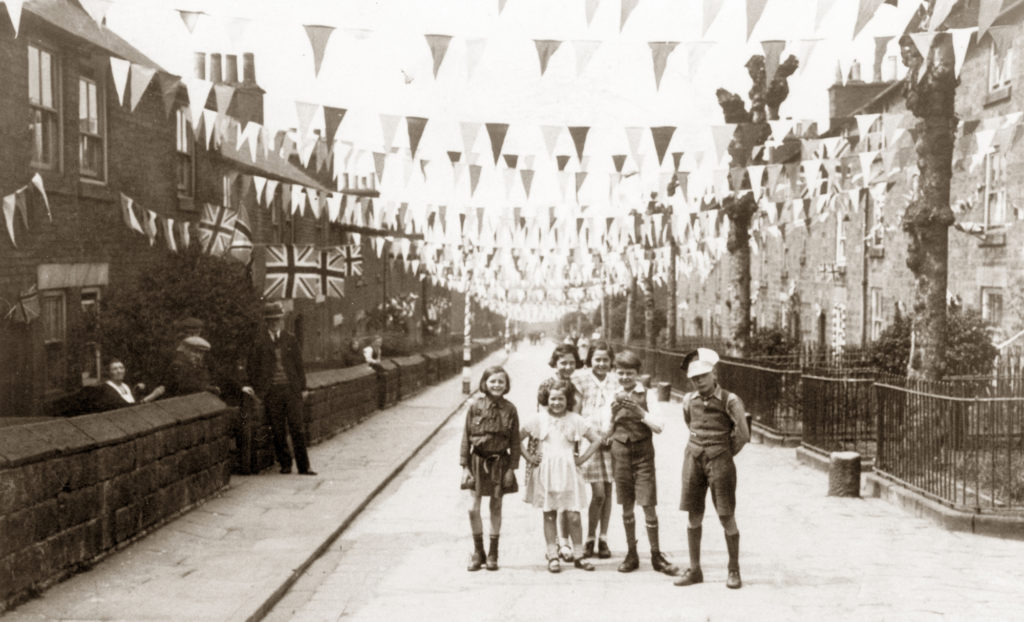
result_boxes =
[0,393,233,609]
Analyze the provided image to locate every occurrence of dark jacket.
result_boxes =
[248,330,306,397]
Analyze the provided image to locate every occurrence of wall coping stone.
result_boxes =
[390,354,426,367]
[0,394,228,468]
[377,360,399,372]
[305,366,376,389]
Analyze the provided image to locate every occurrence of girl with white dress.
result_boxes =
[521,379,604,573]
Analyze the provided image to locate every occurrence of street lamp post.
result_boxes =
[462,239,474,395]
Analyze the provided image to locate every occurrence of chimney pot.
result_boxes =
[193,52,206,79]
[224,54,239,83]
[242,53,257,84]
[210,53,223,83]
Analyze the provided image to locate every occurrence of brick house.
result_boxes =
[0,1,445,417]
[679,3,1023,356]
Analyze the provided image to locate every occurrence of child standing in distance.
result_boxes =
[521,380,604,573]
[531,343,583,562]
[608,350,678,576]
[460,366,520,571]
[675,349,750,589]
[573,340,618,559]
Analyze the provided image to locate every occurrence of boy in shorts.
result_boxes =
[675,349,750,589]
[608,350,678,576]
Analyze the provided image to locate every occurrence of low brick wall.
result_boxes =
[376,360,401,408]
[0,394,233,609]
[305,366,378,445]
[391,355,427,399]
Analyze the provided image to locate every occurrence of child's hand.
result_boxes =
[527,450,542,467]
[460,467,475,489]
[574,454,589,467]
[502,469,516,489]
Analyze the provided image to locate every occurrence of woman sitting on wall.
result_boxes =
[92,358,164,411]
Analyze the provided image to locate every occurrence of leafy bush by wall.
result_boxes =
[867,304,997,377]
[747,327,798,357]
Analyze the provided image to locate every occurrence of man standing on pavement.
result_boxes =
[244,302,316,476]
[675,348,749,589]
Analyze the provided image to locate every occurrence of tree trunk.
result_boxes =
[716,55,798,356]
[899,34,956,380]
[667,239,677,349]
[624,277,635,345]
[644,268,655,371]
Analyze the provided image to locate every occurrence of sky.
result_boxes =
[103,0,918,151]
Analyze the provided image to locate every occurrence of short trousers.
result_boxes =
[610,438,657,507]
[679,444,737,516]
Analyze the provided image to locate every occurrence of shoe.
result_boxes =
[673,567,704,587]
[299,470,318,476]
[558,544,573,563]
[726,569,742,589]
[617,549,639,573]
[279,466,291,474]
[651,551,679,576]
[573,558,595,571]
[546,555,561,574]
[582,539,595,559]
[467,551,484,572]
[597,539,611,559]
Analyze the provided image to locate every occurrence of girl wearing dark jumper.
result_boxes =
[460,366,520,571]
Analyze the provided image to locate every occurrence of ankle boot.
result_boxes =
[486,535,499,571]
[618,515,639,572]
[467,534,485,572]
[583,538,595,559]
[725,532,741,589]
[674,526,703,586]
[597,538,612,559]
[646,522,678,576]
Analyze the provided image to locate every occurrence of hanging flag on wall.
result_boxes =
[341,243,364,277]
[196,203,238,255]
[263,244,321,299]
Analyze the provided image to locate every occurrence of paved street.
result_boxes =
[266,343,1024,622]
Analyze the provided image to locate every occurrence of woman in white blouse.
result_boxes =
[94,359,163,411]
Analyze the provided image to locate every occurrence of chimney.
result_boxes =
[242,52,257,84]
[224,54,239,83]
[209,53,223,83]
[193,52,206,79]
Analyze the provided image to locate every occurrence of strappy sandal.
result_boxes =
[573,558,595,571]
[558,544,573,562]
[546,555,562,574]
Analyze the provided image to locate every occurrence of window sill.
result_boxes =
[177,195,196,212]
[78,180,113,201]
[985,86,1011,107]
[979,230,1007,247]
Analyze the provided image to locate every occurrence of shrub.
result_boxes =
[747,327,798,358]
[867,304,997,377]
[608,294,665,340]
[99,247,262,397]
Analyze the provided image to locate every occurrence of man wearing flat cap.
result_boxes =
[165,336,220,397]
[244,302,315,476]
[674,348,749,590]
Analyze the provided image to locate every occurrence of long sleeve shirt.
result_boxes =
[459,395,521,468]
[682,384,749,456]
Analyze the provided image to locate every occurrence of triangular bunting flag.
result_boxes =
[556,155,571,171]
[540,125,562,157]
[649,42,679,89]
[853,0,883,39]
[469,164,482,195]
[978,0,1002,39]
[949,28,975,77]
[178,9,202,33]
[814,0,839,32]
[620,0,639,32]
[745,0,768,40]
[460,121,481,156]
[762,40,785,83]
[572,40,601,75]
[702,0,724,36]
[585,0,600,25]
[380,114,402,151]
[485,122,509,164]
[128,63,156,111]
[303,25,335,77]
[503,154,519,168]
[929,0,956,31]
[568,126,590,162]
[213,83,235,114]
[612,154,627,173]
[110,58,131,106]
[2,193,17,247]
[520,169,535,197]
[324,106,346,142]
[909,32,936,64]
[184,77,213,129]
[30,173,51,222]
[534,39,563,76]
[424,34,453,78]
[650,126,675,166]
[407,116,428,158]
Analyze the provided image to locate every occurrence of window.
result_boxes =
[41,291,67,393]
[982,288,1004,325]
[176,107,194,196]
[28,44,60,169]
[989,43,1012,93]
[78,74,105,180]
[984,152,1006,228]
[80,289,101,386]
[694,316,704,336]
[870,288,884,341]
[222,175,235,208]
[269,190,294,244]
[862,116,885,153]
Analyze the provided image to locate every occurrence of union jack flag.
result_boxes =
[228,204,253,264]
[341,243,363,277]
[263,245,321,299]
[317,247,347,299]
[197,203,238,255]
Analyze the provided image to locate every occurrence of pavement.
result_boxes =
[8,343,1024,622]
[2,349,508,622]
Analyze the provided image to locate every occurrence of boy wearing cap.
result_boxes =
[245,302,315,476]
[608,350,678,576]
[675,349,749,589]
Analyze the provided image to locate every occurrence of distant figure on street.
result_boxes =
[164,336,220,397]
[342,337,366,368]
[92,358,163,411]
[460,366,520,571]
[675,348,750,590]
[608,350,677,576]
[521,379,603,573]
[363,334,383,371]
[244,302,315,476]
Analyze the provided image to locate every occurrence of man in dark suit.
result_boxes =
[244,302,315,476]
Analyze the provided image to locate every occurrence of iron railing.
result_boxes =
[801,370,877,457]
[717,357,803,436]
[875,380,1024,511]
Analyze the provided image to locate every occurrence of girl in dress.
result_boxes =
[522,379,604,573]
[572,340,618,559]
[460,366,520,571]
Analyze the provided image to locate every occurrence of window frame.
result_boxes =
[77,71,107,182]
[80,288,102,386]
[870,288,884,341]
[983,151,1007,229]
[41,290,68,395]
[988,42,1013,93]
[175,106,195,197]
[835,210,847,268]
[981,287,1004,326]
[28,41,62,171]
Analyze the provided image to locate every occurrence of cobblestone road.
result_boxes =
[266,343,1024,622]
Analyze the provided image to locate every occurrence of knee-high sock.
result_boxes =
[645,518,660,553]
[725,532,739,572]
[687,526,702,569]
[622,515,637,551]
